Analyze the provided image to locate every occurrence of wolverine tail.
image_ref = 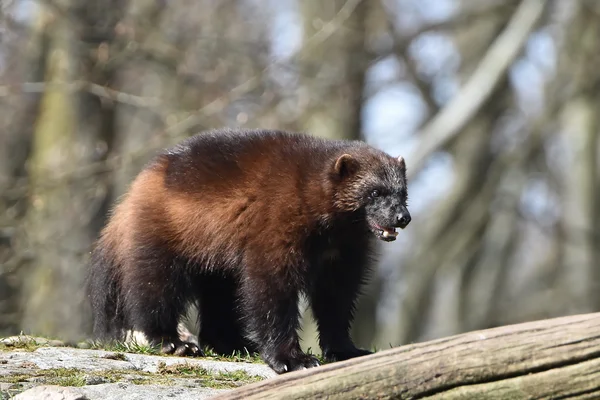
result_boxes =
[86,242,124,342]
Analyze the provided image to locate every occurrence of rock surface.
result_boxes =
[0,341,277,400]
[12,384,225,400]
[13,385,87,400]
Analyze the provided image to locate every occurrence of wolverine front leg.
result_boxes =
[310,251,373,362]
[240,270,319,374]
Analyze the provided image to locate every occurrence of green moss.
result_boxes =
[216,369,263,384]
[0,384,25,399]
[1,368,80,386]
[47,374,87,387]
[1,367,120,387]
[1,363,265,390]
[129,377,152,385]
[101,352,128,361]
[91,340,265,365]
[2,374,34,384]
[157,362,264,389]
[0,337,42,352]
[90,340,161,355]
[200,347,263,364]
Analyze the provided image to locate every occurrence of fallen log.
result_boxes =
[215,313,600,399]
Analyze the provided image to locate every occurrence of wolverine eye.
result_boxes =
[371,189,380,198]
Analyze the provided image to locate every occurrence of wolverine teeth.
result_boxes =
[382,230,398,238]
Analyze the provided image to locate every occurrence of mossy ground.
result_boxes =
[156,362,264,389]
[0,336,44,352]
[0,363,265,392]
[1,334,333,364]
[90,339,265,363]
[0,367,88,399]
[0,336,272,398]
[0,335,344,399]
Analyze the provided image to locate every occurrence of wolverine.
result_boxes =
[86,128,410,374]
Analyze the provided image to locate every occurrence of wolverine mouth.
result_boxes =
[369,222,398,242]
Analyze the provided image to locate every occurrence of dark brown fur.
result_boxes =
[87,128,409,373]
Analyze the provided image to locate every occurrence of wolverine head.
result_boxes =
[332,149,410,242]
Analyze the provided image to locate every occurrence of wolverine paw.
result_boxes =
[160,341,204,357]
[324,347,372,362]
[266,353,320,374]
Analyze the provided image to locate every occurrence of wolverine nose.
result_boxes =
[396,212,411,229]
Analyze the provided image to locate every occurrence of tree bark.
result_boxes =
[556,2,600,314]
[216,313,600,400]
[19,0,88,341]
[0,0,47,336]
[298,0,368,140]
[19,0,122,341]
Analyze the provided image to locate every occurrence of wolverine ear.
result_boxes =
[397,155,407,181]
[334,154,359,179]
[397,155,406,169]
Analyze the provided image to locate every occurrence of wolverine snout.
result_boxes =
[396,210,411,229]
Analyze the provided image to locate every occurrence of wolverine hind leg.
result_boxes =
[197,273,257,355]
[121,251,202,356]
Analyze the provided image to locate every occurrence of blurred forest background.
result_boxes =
[0,0,598,353]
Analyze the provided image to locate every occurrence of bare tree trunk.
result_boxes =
[556,2,600,313]
[109,0,173,197]
[19,0,85,341]
[0,2,48,335]
[298,0,367,140]
[217,313,600,400]
[19,0,121,341]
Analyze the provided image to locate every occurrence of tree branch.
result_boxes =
[216,313,600,399]
[407,0,546,181]
[0,81,162,108]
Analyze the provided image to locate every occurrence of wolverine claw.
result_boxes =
[266,353,320,374]
[289,355,320,372]
[174,342,203,357]
[324,347,372,362]
[160,341,203,357]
